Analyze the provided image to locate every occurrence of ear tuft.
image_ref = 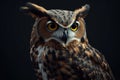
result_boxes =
[20,2,48,18]
[74,4,90,18]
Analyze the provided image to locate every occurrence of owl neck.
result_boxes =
[35,38,88,52]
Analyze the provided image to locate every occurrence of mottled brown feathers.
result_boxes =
[21,2,115,80]
[30,39,114,80]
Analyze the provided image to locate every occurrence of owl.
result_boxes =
[21,2,115,80]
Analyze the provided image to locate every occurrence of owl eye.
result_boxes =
[70,21,80,32]
[46,21,58,32]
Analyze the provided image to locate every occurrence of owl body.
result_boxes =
[21,2,115,80]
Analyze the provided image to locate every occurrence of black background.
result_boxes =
[0,0,119,80]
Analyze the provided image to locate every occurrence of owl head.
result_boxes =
[21,2,90,47]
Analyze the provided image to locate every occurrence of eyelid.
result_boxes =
[46,20,53,24]
[75,21,80,26]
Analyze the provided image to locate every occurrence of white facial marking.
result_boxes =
[52,28,64,38]
[45,25,81,47]
[68,30,75,37]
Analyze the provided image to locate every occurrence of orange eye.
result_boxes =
[70,21,80,32]
[46,21,58,31]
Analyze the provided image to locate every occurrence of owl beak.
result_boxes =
[60,30,68,44]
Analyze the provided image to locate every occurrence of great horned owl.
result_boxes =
[21,2,115,80]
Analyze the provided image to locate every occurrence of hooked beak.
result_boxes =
[60,31,68,44]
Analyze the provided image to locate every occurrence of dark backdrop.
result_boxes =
[0,0,119,80]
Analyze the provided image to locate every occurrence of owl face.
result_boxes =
[37,16,86,46]
[21,2,90,46]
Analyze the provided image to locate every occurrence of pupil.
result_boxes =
[50,23,55,28]
[72,24,77,29]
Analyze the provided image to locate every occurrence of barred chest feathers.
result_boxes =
[31,40,83,80]
[30,39,114,80]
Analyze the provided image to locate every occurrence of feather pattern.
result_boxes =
[21,2,115,80]
[30,40,115,80]
[47,9,75,28]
